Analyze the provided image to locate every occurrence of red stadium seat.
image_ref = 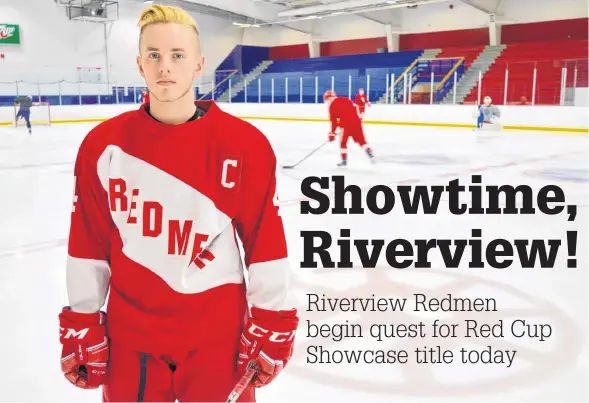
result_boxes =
[463,39,588,105]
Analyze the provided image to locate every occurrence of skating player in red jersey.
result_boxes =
[58,4,298,402]
[324,90,374,166]
[139,87,150,104]
[354,88,371,121]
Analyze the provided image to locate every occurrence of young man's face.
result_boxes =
[137,23,204,104]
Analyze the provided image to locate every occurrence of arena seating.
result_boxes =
[434,45,485,69]
[220,39,586,105]
[234,47,482,104]
[235,50,423,103]
[576,59,589,88]
[463,39,588,105]
[263,51,423,73]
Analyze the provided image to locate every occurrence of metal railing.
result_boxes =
[0,80,214,107]
[1,58,586,107]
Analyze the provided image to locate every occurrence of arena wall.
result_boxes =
[0,0,243,85]
[0,104,586,133]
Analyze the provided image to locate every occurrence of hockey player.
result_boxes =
[475,96,501,130]
[354,88,371,121]
[14,95,32,134]
[58,4,298,402]
[139,87,150,104]
[324,90,374,166]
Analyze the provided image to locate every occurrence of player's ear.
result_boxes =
[136,55,145,79]
[193,55,205,80]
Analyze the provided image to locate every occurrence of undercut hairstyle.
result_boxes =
[138,4,200,51]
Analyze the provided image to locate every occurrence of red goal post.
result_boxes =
[13,101,52,127]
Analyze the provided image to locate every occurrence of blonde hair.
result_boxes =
[138,4,200,48]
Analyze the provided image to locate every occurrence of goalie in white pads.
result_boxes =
[474,96,501,131]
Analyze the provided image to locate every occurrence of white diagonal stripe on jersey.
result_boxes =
[95,146,243,294]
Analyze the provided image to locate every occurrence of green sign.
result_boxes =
[0,24,20,44]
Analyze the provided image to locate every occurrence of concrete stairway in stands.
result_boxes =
[217,60,274,102]
[376,48,442,103]
[441,44,506,104]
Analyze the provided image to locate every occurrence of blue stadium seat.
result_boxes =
[233,50,424,103]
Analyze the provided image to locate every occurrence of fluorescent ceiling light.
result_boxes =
[232,21,261,27]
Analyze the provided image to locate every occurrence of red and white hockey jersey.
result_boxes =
[67,101,292,354]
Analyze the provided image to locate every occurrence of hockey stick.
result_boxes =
[281,141,329,169]
[226,361,259,403]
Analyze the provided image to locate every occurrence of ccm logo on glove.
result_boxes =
[60,327,90,340]
[247,323,296,342]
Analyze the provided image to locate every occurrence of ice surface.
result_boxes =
[0,119,587,402]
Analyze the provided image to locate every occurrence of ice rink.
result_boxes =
[0,118,587,402]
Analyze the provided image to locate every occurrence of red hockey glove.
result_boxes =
[328,133,336,142]
[59,307,108,389]
[238,306,299,387]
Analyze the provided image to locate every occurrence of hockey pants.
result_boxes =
[16,110,31,130]
[340,126,368,149]
[476,113,495,129]
[102,341,255,402]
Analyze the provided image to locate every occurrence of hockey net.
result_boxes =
[14,102,52,127]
